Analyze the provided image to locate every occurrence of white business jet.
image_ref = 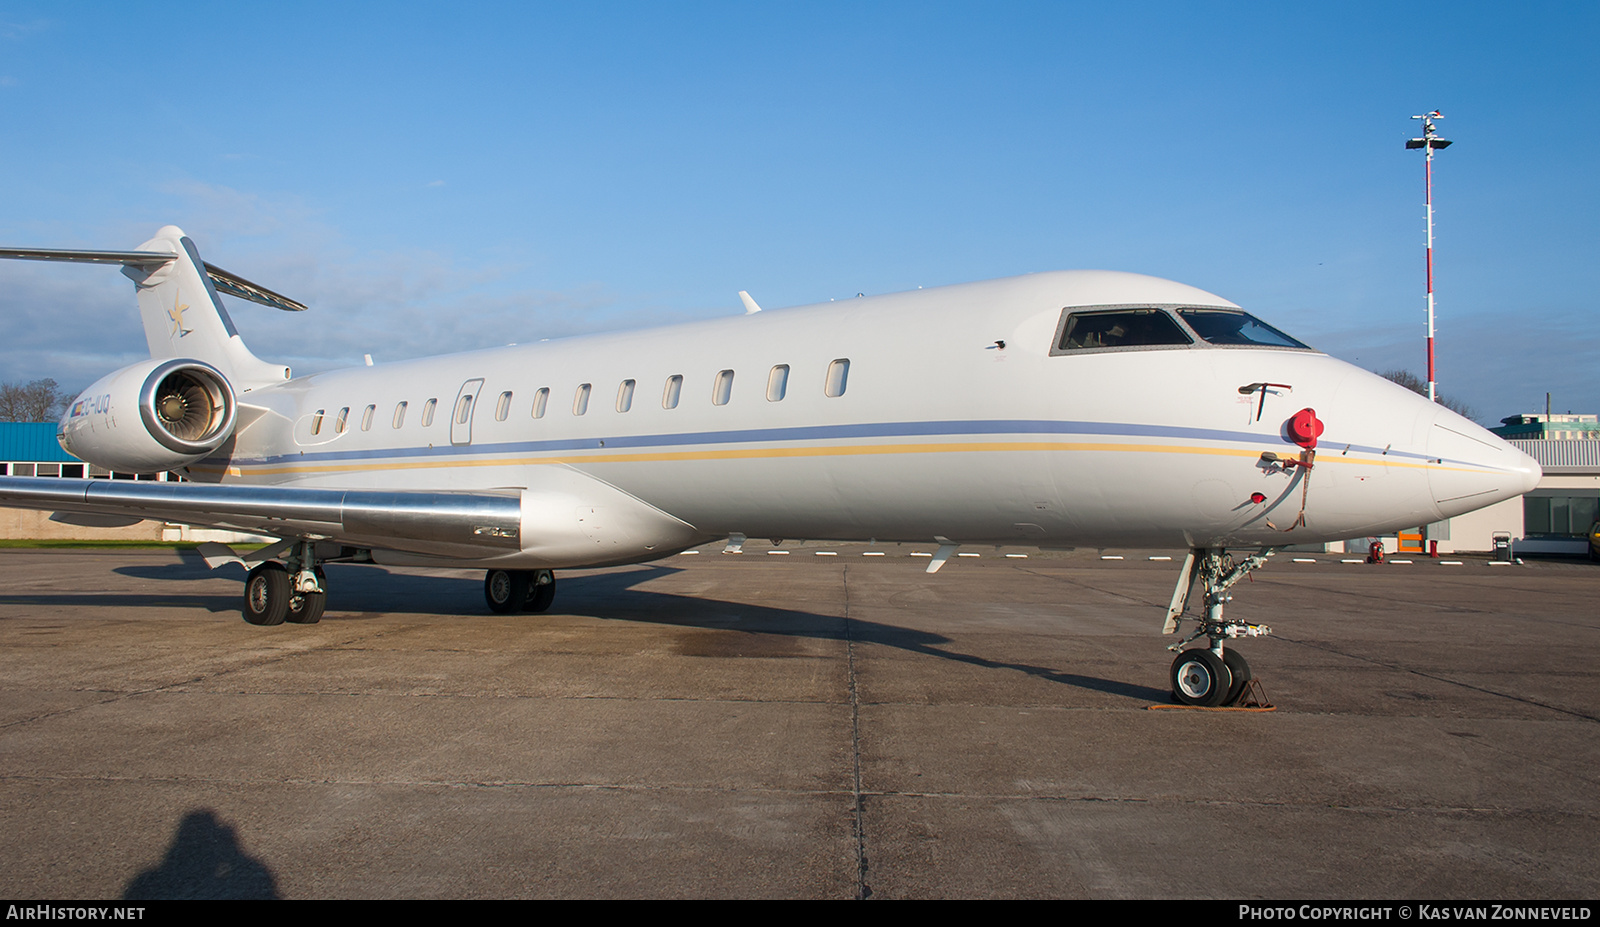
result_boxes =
[0,226,1540,705]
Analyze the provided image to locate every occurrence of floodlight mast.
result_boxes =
[1406,111,1452,403]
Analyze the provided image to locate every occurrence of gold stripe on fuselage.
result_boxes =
[189,439,1468,480]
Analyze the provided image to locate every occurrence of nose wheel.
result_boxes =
[1169,647,1253,707]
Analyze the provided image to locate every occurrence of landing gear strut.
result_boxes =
[484,569,556,614]
[241,539,327,626]
[1162,546,1277,706]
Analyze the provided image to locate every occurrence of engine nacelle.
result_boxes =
[58,358,237,473]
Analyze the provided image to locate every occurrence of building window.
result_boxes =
[825,359,850,397]
[767,365,789,402]
[713,369,734,406]
[1524,494,1600,537]
[573,383,591,416]
[532,387,549,419]
[663,375,682,409]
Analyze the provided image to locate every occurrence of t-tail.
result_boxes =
[122,225,291,389]
[0,226,305,473]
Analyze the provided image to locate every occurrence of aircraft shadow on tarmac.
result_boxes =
[122,808,280,901]
[91,553,1170,702]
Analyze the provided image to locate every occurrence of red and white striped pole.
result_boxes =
[1407,112,1451,403]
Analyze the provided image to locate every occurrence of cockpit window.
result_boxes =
[1057,309,1193,351]
[1176,309,1310,349]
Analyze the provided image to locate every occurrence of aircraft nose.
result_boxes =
[1426,411,1542,518]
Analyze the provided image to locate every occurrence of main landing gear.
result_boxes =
[484,569,557,614]
[242,540,327,626]
[1162,546,1278,707]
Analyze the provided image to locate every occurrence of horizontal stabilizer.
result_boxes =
[0,245,307,312]
[0,247,179,267]
[202,262,307,312]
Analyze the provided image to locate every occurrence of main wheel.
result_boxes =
[1222,648,1252,706]
[287,567,327,625]
[1171,648,1232,707]
[485,569,531,614]
[524,570,556,612]
[244,562,290,626]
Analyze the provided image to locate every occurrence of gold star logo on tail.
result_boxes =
[168,291,191,338]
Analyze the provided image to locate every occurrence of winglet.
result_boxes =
[738,291,762,314]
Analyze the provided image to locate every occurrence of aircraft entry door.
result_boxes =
[451,378,484,446]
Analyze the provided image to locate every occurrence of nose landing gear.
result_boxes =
[1163,547,1277,707]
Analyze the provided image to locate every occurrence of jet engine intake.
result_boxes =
[58,358,237,473]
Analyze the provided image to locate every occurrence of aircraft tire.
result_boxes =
[485,569,531,614]
[286,567,327,624]
[1170,648,1232,707]
[1222,648,1252,706]
[244,562,291,626]
[524,571,556,613]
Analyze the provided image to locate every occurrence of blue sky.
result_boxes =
[1,1,1595,423]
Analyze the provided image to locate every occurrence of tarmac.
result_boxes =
[0,543,1596,899]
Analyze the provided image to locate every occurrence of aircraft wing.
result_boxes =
[0,476,521,559]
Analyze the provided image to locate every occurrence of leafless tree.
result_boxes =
[1379,370,1477,422]
[0,378,70,422]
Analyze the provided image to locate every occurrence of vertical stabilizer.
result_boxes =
[122,226,289,390]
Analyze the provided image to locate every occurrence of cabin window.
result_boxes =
[361,404,376,431]
[421,398,437,427]
[825,359,850,397]
[573,383,591,416]
[1176,309,1311,349]
[1056,309,1192,352]
[532,387,549,419]
[393,401,408,428]
[61,463,85,478]
[663,375,682,409]
[616,379,635,413]
[334,407,350,433]
[712,369,734,406]
[311,409,325,434]
[495,391,512,421]
[455,393,475,425]
[767,365,789,402]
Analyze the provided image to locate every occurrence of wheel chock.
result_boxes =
[1149,677,1275,711]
